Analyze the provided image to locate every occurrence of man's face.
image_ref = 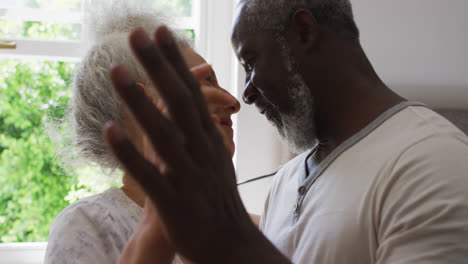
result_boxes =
[231,5,317,153]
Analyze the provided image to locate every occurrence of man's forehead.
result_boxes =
[231,24,254,56]
[236,0,250,7]
[232,1,256,45]
[232,1,248,34]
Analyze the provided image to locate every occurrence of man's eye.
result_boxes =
[245,63,254,72]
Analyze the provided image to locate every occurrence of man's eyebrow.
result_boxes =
[235,42,251,60]
[237,38,257,58]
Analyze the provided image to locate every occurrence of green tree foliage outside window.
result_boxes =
[0,23,115,243]
[0,0,192,243]
[0,59,80,243]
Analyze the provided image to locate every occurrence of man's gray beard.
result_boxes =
[272,71,317,154]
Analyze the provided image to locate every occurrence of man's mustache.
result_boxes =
[255,96,275,112]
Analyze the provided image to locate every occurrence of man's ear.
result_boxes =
[286,9,319,53]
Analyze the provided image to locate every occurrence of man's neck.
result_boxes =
[310,44,405,156]
[313,83,405,158]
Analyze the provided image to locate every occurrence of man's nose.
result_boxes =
[242,79,258,105]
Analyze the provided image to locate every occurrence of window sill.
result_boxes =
[0,242,47,264]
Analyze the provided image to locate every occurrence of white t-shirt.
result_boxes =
[45,188,182,264]
[260,104,468,264]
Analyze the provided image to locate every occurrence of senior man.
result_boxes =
[106,0,468,263]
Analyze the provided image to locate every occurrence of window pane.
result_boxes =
[0,59,120,243]
[179,28,195,45]
[0,0,81,12]
[0,20,81,40]
[154,0,192,17]
[0,59,75,243]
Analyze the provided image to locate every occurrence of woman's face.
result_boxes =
[179,47,241,157]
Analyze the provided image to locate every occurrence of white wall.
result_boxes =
[354,0,468,109]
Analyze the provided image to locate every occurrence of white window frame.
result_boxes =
[0,7,82,61]
[0,243,47,264]
[0,3,198,61]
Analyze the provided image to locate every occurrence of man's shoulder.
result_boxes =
[359,106,467,162]
[376,110,468,207]
[390,106,466,142]
[393,130,468,177]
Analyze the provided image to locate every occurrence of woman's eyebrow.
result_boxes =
[206,71,219,86]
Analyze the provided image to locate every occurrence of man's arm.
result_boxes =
[107,26,290,264]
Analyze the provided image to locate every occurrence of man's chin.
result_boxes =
[264,108,283,126]
[274,115,317,154]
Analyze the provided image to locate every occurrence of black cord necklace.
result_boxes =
[236,171,277,186]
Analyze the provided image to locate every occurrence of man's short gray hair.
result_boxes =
[242,0,359,40]
[52,1,187,171]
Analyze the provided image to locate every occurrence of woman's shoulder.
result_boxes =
[51,188,141,231]
[52,189,114,224]
[45,188,142,263]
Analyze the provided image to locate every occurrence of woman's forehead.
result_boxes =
[181,47,207,68]
[180,47,221,89]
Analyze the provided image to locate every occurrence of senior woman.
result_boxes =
[44,6,242,264]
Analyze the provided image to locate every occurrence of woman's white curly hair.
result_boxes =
[50,0,188,171]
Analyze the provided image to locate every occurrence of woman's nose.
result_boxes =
[220,90,240,114]
[227,97,241,114]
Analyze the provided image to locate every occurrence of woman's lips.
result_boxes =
[220,118,233,128]
[219,118,234,136]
